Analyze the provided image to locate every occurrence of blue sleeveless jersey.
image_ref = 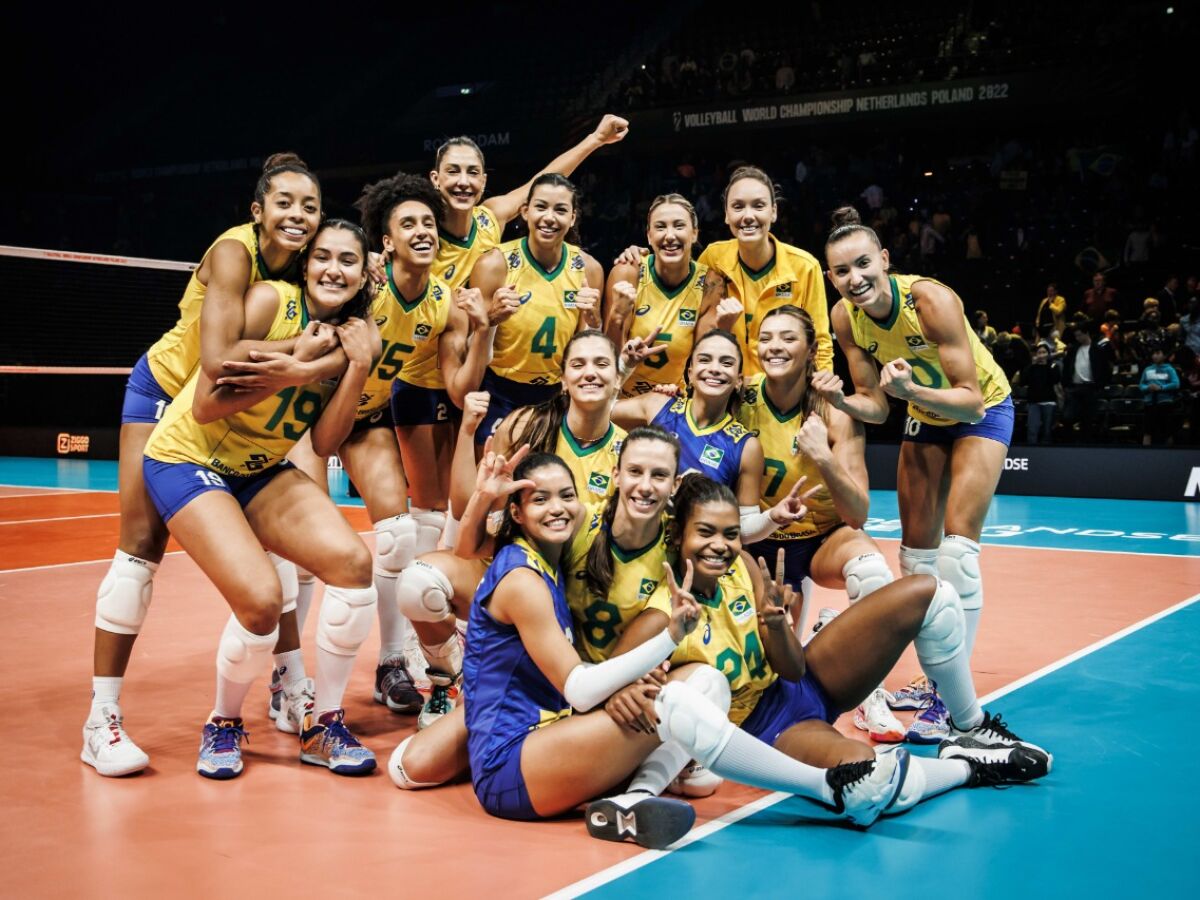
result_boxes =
[650,396,752,489]
[464,539,575,782]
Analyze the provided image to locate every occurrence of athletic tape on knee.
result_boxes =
[899,545,939,577]
[395,560,455,623]
[317,585,377,656]
[937,535,982,612]
[685,665,731,714]
[267,552,299,614]
[216,615,279,684]
[913,579,966,665]
[373,515,417,578]
[842,552,894,605]
[411,507,447,556]
[654,680,736,769]
[387,735,444,790]
[95,551,159,635]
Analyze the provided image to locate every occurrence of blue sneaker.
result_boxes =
[905,695,950,744]
[300,709,376,775]
[887,675,934,711]
[197,717,248,779]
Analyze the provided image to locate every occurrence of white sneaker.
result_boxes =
[81,704,149,776]
[417,669,460,731]
[275,677,315,734]
[805,607,838,646]
[854,687,906,743]
[404,630,431,693]
[820,747,908,827]
[667,762,723,798]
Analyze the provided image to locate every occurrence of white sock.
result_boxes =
[627,741,693,797]
[315,651,356,716]
[214,677,255,719]
[295,575,316,635]
[438,515,459,551]
[709,727,834,804]
[921,649,983,731]
[91,676,122,711]
[273,649,306,689]
[964,607,982,659]
[374,572,410,662]
[420,633,463,675]
[888,755,971,813]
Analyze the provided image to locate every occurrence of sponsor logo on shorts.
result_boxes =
[587,472,610,494]
[700,444,725,469]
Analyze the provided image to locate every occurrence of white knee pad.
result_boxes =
[374,515,417,578]
[317,585,377,657]
[899,545,939,577]
[388,735,445,789]
[94,551,158,635]
[685,665,731,714]
[913,579,966,665]
[396,560,455,623]
[937,535,983,612]
[842,552,894,605]
[216,615,279,684]
[267,552,299,614]
[411,507,447,556]
[654,680,736,769]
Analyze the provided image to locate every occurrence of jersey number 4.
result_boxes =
[531,317,558,359]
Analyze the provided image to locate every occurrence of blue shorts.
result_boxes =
[121,354,173,425]
[741,672,839,746]
[476,370,559,445]
[748,529,837,589]
[142,457,294,523]
[902,396,1014,447]
[351,404,394,434]
[390,379,456,428]
[472,734,538,821]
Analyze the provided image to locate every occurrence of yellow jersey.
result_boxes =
[490,237,589,385]
[843,273,1011,426]
[563,504,672,663]
[434,205,503,291]
[737,374,840,540]
[698,236,832,377]
[621,256,709,398]
[357,265,452,417]
[556,419,625,500]
[147,223,286,397]
[647,555,775,725]
[145,282,335,476]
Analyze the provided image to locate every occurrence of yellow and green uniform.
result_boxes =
[737,374,841,540]
[698,236,832,377]
[563,503,672,663]
[147,223,289,397]
[647,555,776,724]
[489,237,589,386]
[843,273,1011,426]
[434,205,503,291]
[358,265,452,418]
[145,282,334,475]
[621,256,709,397]
[556,419,625,499]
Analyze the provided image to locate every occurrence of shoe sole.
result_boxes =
[941,745,1053,781]
[197,764,242,780]
[585,797,695,850]
[373,689,422,714]
[80,748,148,777]
[938,739,1054,773]
[299,753,377,775]
[854,714,905,743]
[904,730,948,745]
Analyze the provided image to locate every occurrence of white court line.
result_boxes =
[0,485,104,496]
[0,513,120,526]
[869,535,1200,560]
[546,591,1200,900]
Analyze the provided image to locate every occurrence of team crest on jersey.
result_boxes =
[729,595,754,624]
[905,335,929,350]
[587,472,610,495]
[700,444,725,469]
[743,386,758,405]
[476,211,492,230]
[564,290,578,309]
[442,262,457,281]
[507,250,521,269]
[414,323,433,342]
[903,292,916,310]
[678,308,698,327]
[286,298,299,320]
[431,283,444,302]
[636,304,651,316]
[774,283,793,299]
[670,397,687,414]
[725,422,749,440]
[518,291,533,305]
[638,578,657,599]
[611,439,623,454]
[570,253,585,271]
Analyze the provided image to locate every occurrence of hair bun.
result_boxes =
[263,152,308,173]
[830,205,862,228]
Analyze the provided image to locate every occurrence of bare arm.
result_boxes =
[440,287,492,407]
[746,550,805,681]
[795,406,869,530]
[489,570,588,688]
[737,436,767,508]
[610,393,671,431]
[309,318,377,457]
[815,301,891,424]
[482,114,630,225]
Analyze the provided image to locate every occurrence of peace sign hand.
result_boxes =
[756,548,795,632]
[621,326,670,372]
[475,435,536,500]
[663,560,701,642]
[766,475,823,527]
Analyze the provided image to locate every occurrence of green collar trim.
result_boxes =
[611,524,663,564]
[649,256,696,299]
[386,262,429,313]
[560,420,613,458]
[440,215,478,249]
[521,236,567,281]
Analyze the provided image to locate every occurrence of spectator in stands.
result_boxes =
[1181,295,1200,355]
[1135,307,1168,361]
[1062,320,1112,442]
[974,310,998,351]
[1037,323,1066,359]
[1107,325,1140,379]
[1100,309,1121,340]
[1139,344,1181,445]
[991,331,1031,381]
[1156,274,1181,324]
[1036,282,1067,340]
[1015,341,1062,444]
[1082,272,1117,320]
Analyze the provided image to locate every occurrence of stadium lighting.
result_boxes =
[924,171,933,177]
[460,87,472,95]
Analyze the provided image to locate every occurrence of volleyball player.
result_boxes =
[817,206,1014,741]
[141,220,382,778]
